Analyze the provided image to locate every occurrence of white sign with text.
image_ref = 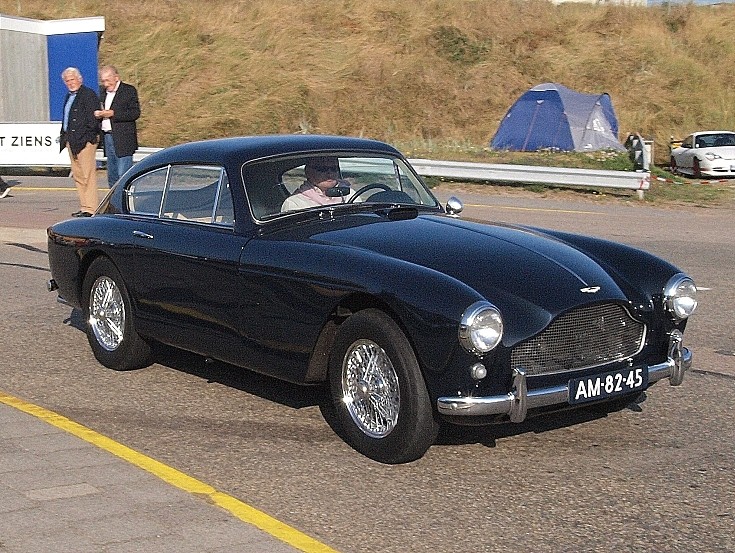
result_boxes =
[0,122,70,167]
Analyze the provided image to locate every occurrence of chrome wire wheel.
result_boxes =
[341,339,400,438]
[89,275,125,352]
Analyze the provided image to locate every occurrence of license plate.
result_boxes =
[568,367,648,405]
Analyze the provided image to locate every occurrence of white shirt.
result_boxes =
[100,82,119,132]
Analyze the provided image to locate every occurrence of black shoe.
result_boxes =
[72,211,84,217]
[80,211,93,217]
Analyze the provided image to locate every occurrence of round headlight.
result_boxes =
[664,274,697,320]
[459,301,504,354]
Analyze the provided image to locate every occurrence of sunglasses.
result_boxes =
[310,165,339,172]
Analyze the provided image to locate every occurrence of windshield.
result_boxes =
[242,154,439,221]
[694,133,735,148]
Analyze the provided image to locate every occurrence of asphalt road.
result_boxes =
[1,176,734,553]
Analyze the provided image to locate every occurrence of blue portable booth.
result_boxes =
[0,14,105,122]
[0,14,104,169]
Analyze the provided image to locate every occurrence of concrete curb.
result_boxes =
[0,227,48,244]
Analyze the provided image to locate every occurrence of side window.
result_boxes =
[242,162,289,220]
[244,155,438,219]
[127,167,168,215]
[161,166,222,223]
[279,165,303,195]
[214,173,234,225]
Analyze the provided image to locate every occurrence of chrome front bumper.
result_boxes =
[437,331,692,423]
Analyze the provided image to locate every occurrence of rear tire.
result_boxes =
[669,157,678,175]
[328,309,438,464]
[82,257,152,371]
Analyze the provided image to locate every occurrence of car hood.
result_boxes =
[705,146,735,160]
[298,212,630,320]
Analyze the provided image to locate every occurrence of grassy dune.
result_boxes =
[4,0,735,168]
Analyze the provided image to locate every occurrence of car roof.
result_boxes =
[131,135,403,175]
[690,130,735,136]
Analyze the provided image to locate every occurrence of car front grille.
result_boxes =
[510,303,646,376]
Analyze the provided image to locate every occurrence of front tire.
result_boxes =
[82,257,152,371]
[693,157,702,179]
[328,309,438,463]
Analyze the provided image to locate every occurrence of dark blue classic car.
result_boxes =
[47,135,697,463]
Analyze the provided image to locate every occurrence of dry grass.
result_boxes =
[3,0,735,165]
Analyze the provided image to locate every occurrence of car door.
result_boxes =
[125,164,249,357]
[678,134,695,174]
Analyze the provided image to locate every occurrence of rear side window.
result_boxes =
[162,166,221,222]
[127,165,234,226]
[127,167,168,215]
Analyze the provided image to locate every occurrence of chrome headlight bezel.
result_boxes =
[663,274,697,320]
[459,301,504,354]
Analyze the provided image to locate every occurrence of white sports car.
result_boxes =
[670,131,735,178]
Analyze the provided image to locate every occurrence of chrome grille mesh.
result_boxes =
[510,303,646,376]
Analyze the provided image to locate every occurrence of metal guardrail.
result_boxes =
[96,147,161,163]
[408,159,650,199]
[107,147,651,199]
[131,147,161,162]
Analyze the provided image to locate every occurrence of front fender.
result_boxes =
[243,238,485,375]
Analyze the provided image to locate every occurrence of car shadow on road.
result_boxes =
[153,343,329,410]
[62,309,329,410]
[155,339,651,452]
[64,308,86,331]
[62,307,650,453]
[140,344,364,449]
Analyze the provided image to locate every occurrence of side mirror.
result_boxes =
[445,196,463,216]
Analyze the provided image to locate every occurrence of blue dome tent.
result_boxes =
[490,82,625,152]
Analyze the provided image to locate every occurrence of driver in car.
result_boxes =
[281,157,353,212]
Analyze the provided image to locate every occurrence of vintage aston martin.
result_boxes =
[47,135,697,464]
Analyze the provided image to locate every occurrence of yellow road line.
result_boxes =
[8,186,101,191]
[462,202,599,215]
[0,391,340,553]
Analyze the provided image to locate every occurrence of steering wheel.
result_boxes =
[347,183,392,203]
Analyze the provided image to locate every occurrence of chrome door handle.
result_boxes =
[132,230,153,240]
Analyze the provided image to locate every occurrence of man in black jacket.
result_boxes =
[95,65,141,187]
[60,67,100,217]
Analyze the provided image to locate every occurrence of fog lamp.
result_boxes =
[470,363,487,380]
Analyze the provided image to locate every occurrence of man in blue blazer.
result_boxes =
[60,67,100,217]
[95,65,141,187]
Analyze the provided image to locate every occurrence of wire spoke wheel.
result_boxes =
[329,309,438,463]
[82,257,151,371]
[342,339,401,438]
[89,276,125,351]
